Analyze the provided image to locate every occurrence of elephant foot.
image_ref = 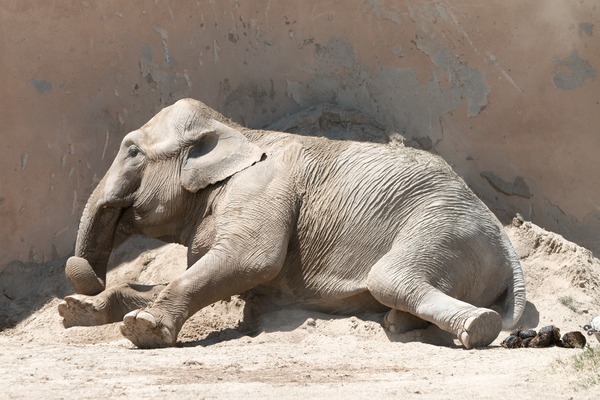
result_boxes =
[119,309,176,349]
[383,309,429,333]
[456,309,502,349]
[58,294,110,328]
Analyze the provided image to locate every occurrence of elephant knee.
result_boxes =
[367,263,432,313]
[366,267,415,310]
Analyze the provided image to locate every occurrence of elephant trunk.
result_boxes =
[65,178,123,295]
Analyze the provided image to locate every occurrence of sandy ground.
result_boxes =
[1,221,599,399]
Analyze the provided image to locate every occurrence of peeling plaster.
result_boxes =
[30,79,52,94]
[579,22,594,37]
[153,26,173,66]
[362,0,403,25]
[405,2,491,116]
[415,43,490,118]
[481,171,532,199]
[223,79,275,108]
[20,153,28,171]
[138,42,191,105]
[286,37,489,146]
[140,43,153,61]
[553,50,596,90]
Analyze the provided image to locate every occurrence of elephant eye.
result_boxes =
[126,145,141,159]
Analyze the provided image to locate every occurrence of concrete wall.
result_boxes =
[1,1,599,272]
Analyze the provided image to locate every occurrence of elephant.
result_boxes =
[58,98,526,349]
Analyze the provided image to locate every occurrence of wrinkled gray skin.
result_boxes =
[58,98,526,349]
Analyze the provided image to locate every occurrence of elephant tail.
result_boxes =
[500,249,526,330]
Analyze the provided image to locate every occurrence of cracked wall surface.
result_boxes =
[1,1,599,271]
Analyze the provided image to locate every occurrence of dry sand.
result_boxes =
[1,221,599,399]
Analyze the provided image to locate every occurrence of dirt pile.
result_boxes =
[506,220,600,330]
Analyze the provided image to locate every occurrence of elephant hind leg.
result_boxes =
[411,289,502,348]
[455,307,503,349]
[366,255,502,349]
[383,309,429,333]
[58,283,166,328]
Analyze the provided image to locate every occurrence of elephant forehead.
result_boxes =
[119,128,178,161]
[128,99,222,155]
[151,102,213,137]
[122,127,174,150]
[142,107,188,139]
[131,111,189,151]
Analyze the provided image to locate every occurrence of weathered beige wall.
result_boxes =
[1,1,599,271]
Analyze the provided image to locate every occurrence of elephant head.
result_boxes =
[65,99,264,295]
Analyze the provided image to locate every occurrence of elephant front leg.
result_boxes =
[119,250,283,348]
[59,283,166,328]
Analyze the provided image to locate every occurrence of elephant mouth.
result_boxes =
[106,190,180,248]
[110,207,136,249]
[107,194,138,248]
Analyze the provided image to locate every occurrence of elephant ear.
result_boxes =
[181,120,264,192]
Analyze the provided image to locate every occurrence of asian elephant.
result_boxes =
[58,98,526,349]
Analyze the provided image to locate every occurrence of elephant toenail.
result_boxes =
[137,311,157,328]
